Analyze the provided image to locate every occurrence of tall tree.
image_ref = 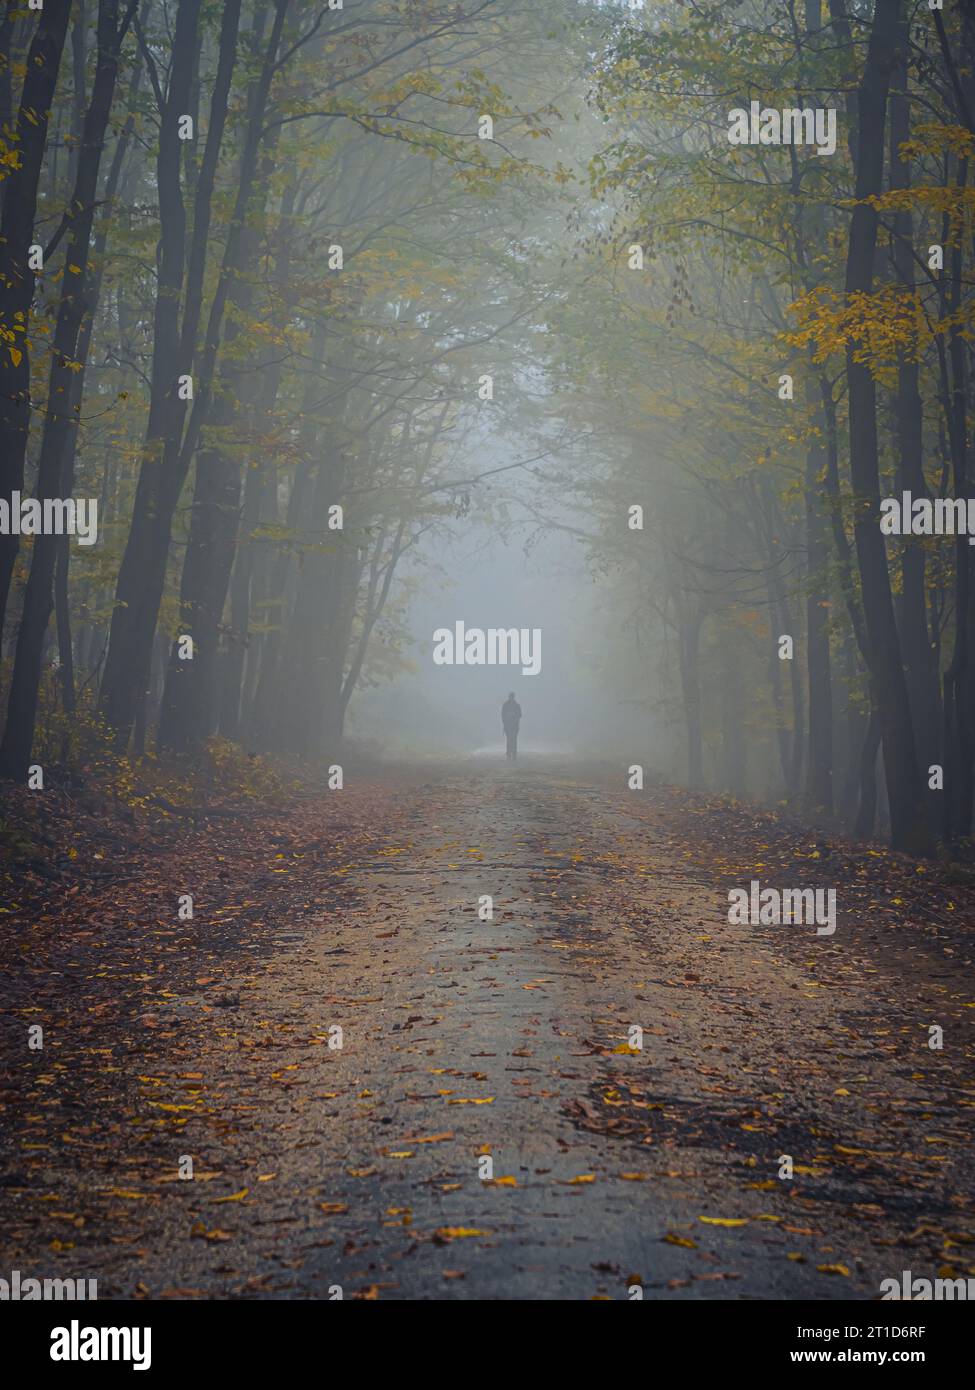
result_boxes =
[842,0,929,853]
[0,0,136,781]
[0,0,73,646]
[157,0,290,752]
[96,0,234,745]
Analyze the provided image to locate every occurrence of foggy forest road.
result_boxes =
[2,758,973,1300]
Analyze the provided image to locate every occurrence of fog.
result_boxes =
[351,513,634,759]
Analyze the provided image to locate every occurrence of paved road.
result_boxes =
[2,758,973,1299]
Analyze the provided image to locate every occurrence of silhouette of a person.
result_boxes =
[502,692,521,761]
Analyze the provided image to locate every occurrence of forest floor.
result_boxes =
[1,755,974,1300]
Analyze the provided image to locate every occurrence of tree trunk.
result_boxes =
[941,148,974,841]
[0,2,17,222]
[157,2,288,753]
[805,385,833,814]
[889,33,942,834]
[97,0,239,747]
[247,444,318,746]
[248,323,331,747]
[0,0,131,780]
[678,605,703,788]
[278,440,349,754]
[218,175,297,739]
[720,628,746,797]
[0,0,73,648]
[855,702,882,839]
[843,0,929,854]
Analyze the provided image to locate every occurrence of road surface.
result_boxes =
[1,758,973,1299]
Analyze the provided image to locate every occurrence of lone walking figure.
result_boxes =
[502,691,521,761]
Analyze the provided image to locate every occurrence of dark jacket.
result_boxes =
[501,697,521,731]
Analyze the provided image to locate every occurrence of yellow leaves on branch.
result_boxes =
[897,121,975,162]
[860,183,975,225]
[785,285,927,378]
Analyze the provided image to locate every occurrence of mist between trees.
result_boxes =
[0,0,973,857]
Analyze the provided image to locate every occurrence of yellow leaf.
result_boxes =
[699,1216,749,1227]
[191,1222,233,1242]
[211,1188,248,1203]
